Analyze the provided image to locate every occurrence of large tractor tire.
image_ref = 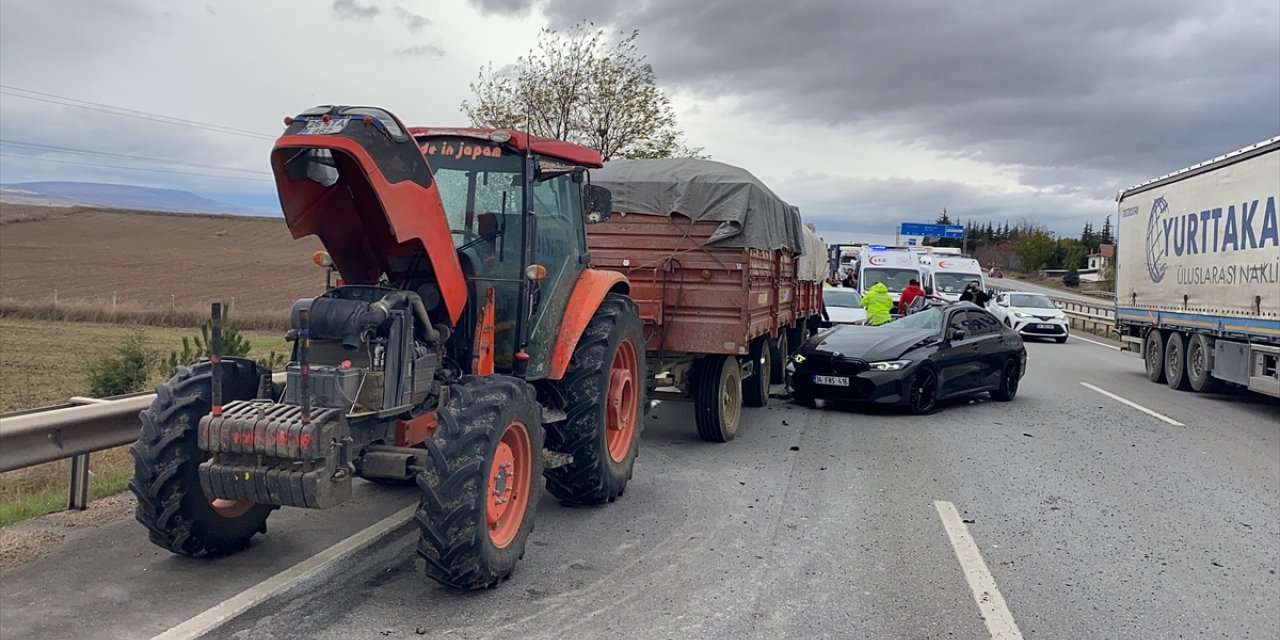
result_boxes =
[540,294,645,505]
[415,375,545,589]
[743,338,771,408]
[693,355,743,443]
[130,359,276,558]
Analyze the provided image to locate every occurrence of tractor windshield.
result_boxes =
[420,137,524,248]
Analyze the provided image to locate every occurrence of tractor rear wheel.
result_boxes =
[540,294,646,505]
[130,359,276,557]
[415,375,545,589]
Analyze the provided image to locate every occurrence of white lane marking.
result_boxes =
[934,501,1025,640]
[1080,382,1185,426]
[1068,334,1121,350]
[150,505,416,640]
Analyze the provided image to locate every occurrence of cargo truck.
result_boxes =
[1115,136,1280,397]
[586,159,824,442]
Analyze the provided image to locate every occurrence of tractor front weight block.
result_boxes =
[198,400,353,509]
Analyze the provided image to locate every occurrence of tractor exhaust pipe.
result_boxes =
[210,302,223,417]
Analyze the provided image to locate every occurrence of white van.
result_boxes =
[928,257,985,302]
[857,248,928,303]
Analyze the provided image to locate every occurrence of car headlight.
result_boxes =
[792,354,805,363]
[1013,311,1034,318]
[867,360,911,371]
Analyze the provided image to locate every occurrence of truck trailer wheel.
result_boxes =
[1186,333,1221,393]
[540,294,646,505]
[1165,331,1192,391]
[1144,329,1166,384]
[415,375,545,589]
[693,355,743,443]
[130,359,276,558]
[770,331,789,380]
[743,338,771,408]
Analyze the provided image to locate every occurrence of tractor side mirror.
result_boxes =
[585,184,612,224]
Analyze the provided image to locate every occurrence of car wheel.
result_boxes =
[990,358,1021,401]
[905,366,939,415]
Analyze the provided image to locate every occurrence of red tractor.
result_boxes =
[129,106,646,588]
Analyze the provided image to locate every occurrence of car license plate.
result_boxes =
[1036,324,1055,329]
[813,375,849,386]
[298,117,350,135]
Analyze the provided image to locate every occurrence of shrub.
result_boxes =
[86,328,157,397]
[1063,266,1081,288]
[165,307,289,377]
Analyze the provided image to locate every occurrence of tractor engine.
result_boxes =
[196,284,450,510]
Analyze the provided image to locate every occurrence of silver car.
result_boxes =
[988,292,1069,343]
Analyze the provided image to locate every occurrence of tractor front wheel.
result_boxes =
[415,375,545,589]
[540,294,646,505]
[129,359,276,557]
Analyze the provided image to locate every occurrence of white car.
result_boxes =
[989,292,1069,343]
[823,287,868,325]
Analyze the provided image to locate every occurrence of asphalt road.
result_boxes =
[2,335,1277,640]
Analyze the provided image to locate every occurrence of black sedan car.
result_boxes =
[786,302,1027,414]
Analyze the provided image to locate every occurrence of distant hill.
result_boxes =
[0,182,271,216]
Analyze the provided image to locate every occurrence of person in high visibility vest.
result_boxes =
[861,282,893,326]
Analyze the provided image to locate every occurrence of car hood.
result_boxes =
[802,325,939,362]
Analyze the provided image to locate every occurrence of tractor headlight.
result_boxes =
[867,360,911,371]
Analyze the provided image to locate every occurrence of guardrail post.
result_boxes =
[66,396,112,511]
[68,454,90,510]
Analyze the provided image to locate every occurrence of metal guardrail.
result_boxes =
[0,373,287,510]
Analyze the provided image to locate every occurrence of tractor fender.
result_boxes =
[547,269,631,380]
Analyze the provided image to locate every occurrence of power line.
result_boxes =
[0,138,269,176]
[0,84,278,140]
[0,152,275,183]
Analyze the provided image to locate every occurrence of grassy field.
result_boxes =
[0,317,291,526]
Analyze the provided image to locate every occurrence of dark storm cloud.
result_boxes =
[395,7,431,32]
[331,0,379,20]
[473,0,1280,191]
[397,43,446,58]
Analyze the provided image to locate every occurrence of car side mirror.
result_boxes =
[948,328,966,341]
[585,184,612,224]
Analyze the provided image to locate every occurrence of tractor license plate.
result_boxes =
[298,117,350,135]
[813,375,850,386]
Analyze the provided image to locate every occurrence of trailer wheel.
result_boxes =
[540,294,646,505]
[130,359,276,558]
[693,355,743,443]
[770,331,789,380]
[743,338,771,408]
[1165,331,1192,391]
[415,375,544,589]
[1186,333,1221,393]
[1144,329,1166,384]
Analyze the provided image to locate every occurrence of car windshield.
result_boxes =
[861,267,917,293]
[884,307,944,331]
[419,137,524,247]
[1010,294,1057,309]
[824,288,860,308]
[933,273,980,294]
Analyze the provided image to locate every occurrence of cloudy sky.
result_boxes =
[1,0,1277,244]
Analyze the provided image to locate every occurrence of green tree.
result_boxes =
[1015,230,1057,272]
[86,328,156,397]
[463,22,701,160]
[166,307,286,377]
[1099,215,1114,246]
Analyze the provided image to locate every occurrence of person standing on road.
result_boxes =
[898,278,925,315]
[861,281,893,326]
[959,280,990,307]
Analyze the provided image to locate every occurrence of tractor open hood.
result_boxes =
[270,106,465,324]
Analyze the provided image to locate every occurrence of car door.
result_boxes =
[964,310,1005,389]
[935,308,981,397]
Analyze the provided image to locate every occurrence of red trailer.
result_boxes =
[586,159,825,442]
